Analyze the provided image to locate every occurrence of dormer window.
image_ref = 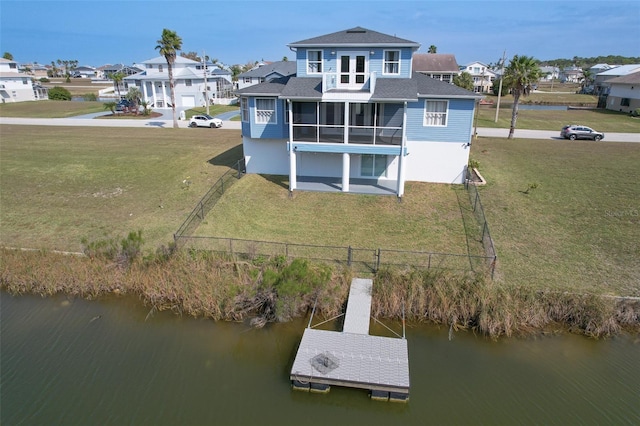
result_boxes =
[159,64,163,72]
[383,50,400,75]
[308,50,322,74]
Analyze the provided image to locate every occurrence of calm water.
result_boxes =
[1,292,638,425]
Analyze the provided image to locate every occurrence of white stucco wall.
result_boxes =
[404,140,470,184]
[243,138,289,175]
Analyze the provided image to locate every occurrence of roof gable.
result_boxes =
[288,27,420,48]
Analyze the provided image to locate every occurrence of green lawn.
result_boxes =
[1,124,638,296]
[0,101,107,117]
[477,106,640,132]
[472,137,640,296]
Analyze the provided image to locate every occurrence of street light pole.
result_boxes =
[203,50,210,116]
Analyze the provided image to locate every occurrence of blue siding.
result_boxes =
[405,99,475,143]
[246,98,289,139]
[298,47,412,79]
[369,48,413,78]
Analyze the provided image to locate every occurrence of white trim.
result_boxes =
[307,49,323,75]
[255,97,277,124]
[423,99,449,127]
[382,49,401,75]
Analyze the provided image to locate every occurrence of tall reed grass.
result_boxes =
[1,249,637,338]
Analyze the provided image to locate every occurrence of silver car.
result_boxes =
[561,125,604,141]
[189,114,223,128]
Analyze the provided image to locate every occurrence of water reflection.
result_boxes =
[1,292,638,425]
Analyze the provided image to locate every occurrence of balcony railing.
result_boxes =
[292,124,402,145]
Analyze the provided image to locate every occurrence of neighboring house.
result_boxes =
[19,62,49,78]
[0,58,47,102]
[412,53,460,84]
[539,66,560,81]
[594,64,640,95]
[237,61,297,90]
[235,27,481,198]
[461,62,496,93]
[560,66,583,83]
[72,65,97,78]
[102,64,142,80]
[123,56,232,108]
[605,71,640,113]
[590,63,614,75]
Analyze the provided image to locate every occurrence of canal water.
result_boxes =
[1,292,638,425]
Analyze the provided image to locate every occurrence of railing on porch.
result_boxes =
[292,125,402,145]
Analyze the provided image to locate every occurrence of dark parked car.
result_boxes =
[560,125,604,141]
[115,99,132,112]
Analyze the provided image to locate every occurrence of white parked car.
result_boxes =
[188,114,223,128]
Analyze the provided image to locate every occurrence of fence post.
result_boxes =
[375,248,381,273]
[347,246,352,266]
[428,253,432,269]
[199,201,204,220]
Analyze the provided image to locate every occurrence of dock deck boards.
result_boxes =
[342,278,373,335]
[290,328,409,392]
[290,278,410,398]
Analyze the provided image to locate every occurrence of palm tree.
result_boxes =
[155,28,183,128]
[104,101,117,115]
[112,71,125,99]
[453,71,474,91]
[503,55,542,139]
[126,87,143,115]
[428,45,437,54]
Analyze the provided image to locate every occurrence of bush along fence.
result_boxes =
[465,167,498,278]
[173,162,497,277]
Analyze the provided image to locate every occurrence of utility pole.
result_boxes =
[203,50,210,115]
[494,50,506,123]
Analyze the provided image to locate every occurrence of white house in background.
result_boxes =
[412,53,460,84]
[0,58,47,102]
[236,27,481,197]
[124,56,233,108]
[590,63,614,75]
[461,62,496,93]
[539,66,560,81]
[605,71,640,113]
[560,66,583,83]
[237,61,297,90]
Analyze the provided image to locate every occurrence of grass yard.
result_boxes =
[472,137,640,296]
[0,101,107,117]
[477,105,640,132]
[0,125,242,252]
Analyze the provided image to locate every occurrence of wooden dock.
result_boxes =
[290,278,410,401]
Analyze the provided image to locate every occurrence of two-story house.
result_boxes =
[0,58,47,102]
[237,61,297,90]
[235,27,480,198]
[412,53,460,84]
[462,61,496,93]
[123,56,232,108]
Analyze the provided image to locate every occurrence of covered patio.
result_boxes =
[295,176,398,196]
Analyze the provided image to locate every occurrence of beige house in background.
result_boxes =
[605,71,640,113]
[0,58,47,102]
[412,53,460,84]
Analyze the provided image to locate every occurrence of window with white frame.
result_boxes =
[244,77,251,83]
[185,79,192,86]
[241,97,249,122]
[255,98,276,124]
[159,65,163,72]
[424,100,448,126]
[383,50,400,74]
[308,50,322,74]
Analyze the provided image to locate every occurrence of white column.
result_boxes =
[162,81,167,107]
[290,148,297,193]
[342,153,350,192]
[397,102,408,198]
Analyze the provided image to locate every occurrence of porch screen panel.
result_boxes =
[292,102,317,124]
[377,103,403,127]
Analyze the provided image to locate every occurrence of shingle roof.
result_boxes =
[412,54,460,73]
[606,70,640,84]
[238,61,297,78]
[288,27,420,48]
[414,72,480,98]
[235,76,293,96]
[371,78,417,101]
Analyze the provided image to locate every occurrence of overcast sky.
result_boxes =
[1,0,638,68]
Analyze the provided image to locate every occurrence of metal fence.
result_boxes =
[173,159,245,247]
[465,168,498,277]
[173,161,497,277]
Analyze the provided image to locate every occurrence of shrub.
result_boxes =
[632,108,640,117]
[82,93,97,101]
[39,77,50,83]
[48,86,71,101]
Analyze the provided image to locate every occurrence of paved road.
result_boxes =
[0,115,637,142]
